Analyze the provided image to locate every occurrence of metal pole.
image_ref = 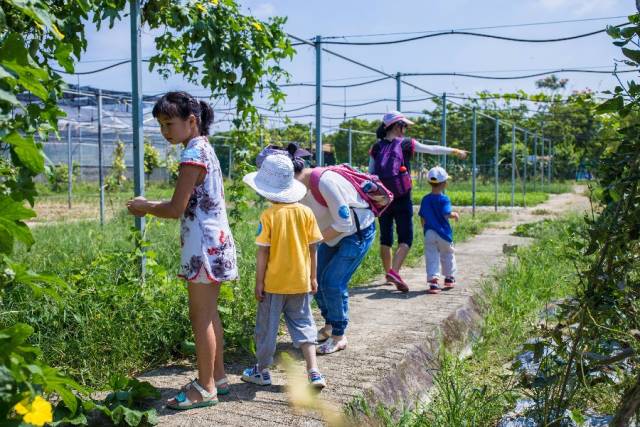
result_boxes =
[258,115,264,146]
[533,132,538,192]
[308,122,313,152]
[523,132,528,208]
[396,72,402,111]
[471,107,477,217]
[441,92,447,169]
[98,89,104,226]
[511,123,516,209]
[348,128,353,165]
[315,35,323,166]
[228,145,232,179]
[548,139,552,185]
[130,0,145,274]
[541,134,545,190]
[67,123,72,209]
[494,118,499,212]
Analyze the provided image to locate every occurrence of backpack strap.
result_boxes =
[309,168,328,207]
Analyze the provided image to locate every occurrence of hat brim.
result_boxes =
[242,172,308,203]
[385,116,415,128]
[294,147,312,158]
[428,175,451,184]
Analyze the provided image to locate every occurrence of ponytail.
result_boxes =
[199,100,214,136]
[376,122,387,139]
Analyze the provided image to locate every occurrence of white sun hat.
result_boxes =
[427,166,450,183]
[243,154,308,203]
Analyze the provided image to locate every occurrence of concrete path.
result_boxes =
[140,189,590,426]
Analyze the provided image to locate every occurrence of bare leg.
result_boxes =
[210,287,227,385]
[300,343,319,372]
[380,244,392,273]
[392,243,410,272]
[169,283,220,404]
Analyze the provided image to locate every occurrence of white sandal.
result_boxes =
[317,337,347,355]
[166,379,218,410]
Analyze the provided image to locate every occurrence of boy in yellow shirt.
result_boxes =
[242,154,326,389]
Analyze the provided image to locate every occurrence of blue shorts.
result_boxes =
[378,192,414,247]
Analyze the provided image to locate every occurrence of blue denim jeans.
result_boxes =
[315,222,376,337]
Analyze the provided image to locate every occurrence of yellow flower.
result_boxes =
[195,3,206,12]
[14,396,53,427]
[252,21,263,31]
[51,24,65,40]
[210,0,219,5]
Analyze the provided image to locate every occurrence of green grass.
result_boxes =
[412,190,549,207]
[348,216,587,426]
[2,204,506,388]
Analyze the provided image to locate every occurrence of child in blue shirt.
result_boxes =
[418,166,459,294]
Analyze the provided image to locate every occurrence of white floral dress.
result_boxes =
[178,136,238,283]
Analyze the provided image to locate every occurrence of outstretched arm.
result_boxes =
[126,164,204,219]
[414,141,468,159]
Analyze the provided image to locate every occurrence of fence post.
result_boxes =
[441,92,447,169]
[315,35,323,166]
[523,131,528,208]
[548,139,552,185]
[130,0,146,275]
[396,72,402,111]
[97,89,105,226]
[471,107,477,217]
[67,123,72,209]
[511,123,516,209]
[228,144,232,179]
[494,118,499,212]
[259,115,264,146]
[348,128,353,165]
[533,132,538,192]
[541,134,545,190]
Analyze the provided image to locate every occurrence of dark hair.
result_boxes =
[376,121,405,139]
[152,91,214,136]
[286,143,305,173]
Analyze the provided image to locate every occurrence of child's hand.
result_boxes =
[126,196,148,217]
[450,212,460,222]
[255,282,265,302]
[310,278,318,295]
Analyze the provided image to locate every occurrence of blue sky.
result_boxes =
[67,0,635,131]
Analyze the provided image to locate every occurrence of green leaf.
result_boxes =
[5,131,45,172]
[0,33,50,100]
[596,96,623,114]
[0,89,20,106]
[6,0,63,39]
[621,47,640,64]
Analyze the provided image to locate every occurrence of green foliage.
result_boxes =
[45,162,79,192]
[164,145,180,184]
[107,140,128,191]
[143,140,161,178]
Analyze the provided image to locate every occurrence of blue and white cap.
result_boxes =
[427,166,450,183]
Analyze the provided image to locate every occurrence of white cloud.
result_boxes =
[252,2,276,20]
[537,0,620,16]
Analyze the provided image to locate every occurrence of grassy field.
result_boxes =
[349,216,619,426]
[3,206,506,388]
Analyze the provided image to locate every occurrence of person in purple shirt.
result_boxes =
[418,166,460,294]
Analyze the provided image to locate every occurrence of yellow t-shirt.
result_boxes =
[256,203,323,294]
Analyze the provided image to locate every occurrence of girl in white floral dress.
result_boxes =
[127,91,237,410]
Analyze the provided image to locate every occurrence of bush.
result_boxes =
[45,163,79,192]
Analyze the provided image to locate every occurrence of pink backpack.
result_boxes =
[309,164,394,217]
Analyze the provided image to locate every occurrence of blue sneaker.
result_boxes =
[241,365,271,386]
[308,369,326,390]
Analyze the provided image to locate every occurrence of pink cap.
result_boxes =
[383,111,414,128]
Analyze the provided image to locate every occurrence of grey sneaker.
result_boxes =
[308,370,326,390]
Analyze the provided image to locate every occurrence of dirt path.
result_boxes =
[139,189,590,426]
